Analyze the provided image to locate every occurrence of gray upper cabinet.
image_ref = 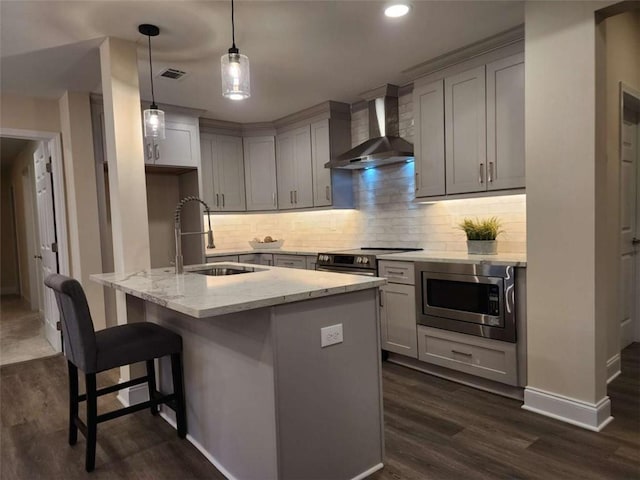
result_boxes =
[414,80,446,198]
[445,65,487,195]
[311,119,332,207]
[276,125,313,209]
[414,46,525,199]
[144,117,200,168]
[243,136,278,211]
[486,53,525,191]
[201,133,246,212]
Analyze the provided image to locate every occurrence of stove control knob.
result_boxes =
[362,257,370,264]
[356,257,362,264]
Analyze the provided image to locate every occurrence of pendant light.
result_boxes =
[139,24,165,139]
[221,0,250,100]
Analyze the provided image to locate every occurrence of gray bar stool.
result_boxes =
[44,274,187,472]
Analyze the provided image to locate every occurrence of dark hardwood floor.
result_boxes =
[1,344,638,479]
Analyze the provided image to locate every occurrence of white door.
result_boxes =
[33,142,61,351]
[620,102,640,348]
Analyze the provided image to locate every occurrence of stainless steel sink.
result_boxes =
[190,267,256,276]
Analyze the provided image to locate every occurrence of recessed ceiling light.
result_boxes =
[384,3,411,18]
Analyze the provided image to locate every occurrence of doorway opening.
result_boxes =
[0,130,68,365]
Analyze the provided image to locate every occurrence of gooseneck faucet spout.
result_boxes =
[174,196,215,274]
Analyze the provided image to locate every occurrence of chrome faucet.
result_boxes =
[174,196,215,274]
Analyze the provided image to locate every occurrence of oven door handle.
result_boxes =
[316,266,377,276]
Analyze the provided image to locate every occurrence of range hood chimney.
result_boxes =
[326,84,414,170]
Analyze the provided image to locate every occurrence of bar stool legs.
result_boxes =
[170,353,187,439]
[85,373,97,472]
[146,360,159,416]
[67,362,79,446]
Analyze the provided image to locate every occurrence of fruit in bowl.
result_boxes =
[249,237,284,249]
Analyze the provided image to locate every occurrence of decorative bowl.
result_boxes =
[249,239,284,250]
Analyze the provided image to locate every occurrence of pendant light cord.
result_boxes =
[231,0,236,49]
[148,35,156,106]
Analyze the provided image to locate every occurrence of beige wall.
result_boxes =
[0,94,60,133]
[0,167,19,294]
[602,10,640,374]
[58,92,106,329]
[525,1,610,406]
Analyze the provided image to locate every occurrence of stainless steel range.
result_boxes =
[317,248,423,276]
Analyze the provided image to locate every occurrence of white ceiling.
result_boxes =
[0,1,524,123]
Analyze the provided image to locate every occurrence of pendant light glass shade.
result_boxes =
[138,24,165,139]
[221,51,250,100]
[143,107,165,139]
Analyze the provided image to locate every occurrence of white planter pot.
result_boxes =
[467,240,498,255]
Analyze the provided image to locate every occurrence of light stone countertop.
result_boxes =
[205,246,332,257]
[377,250,527,267]
[91,263,386,319]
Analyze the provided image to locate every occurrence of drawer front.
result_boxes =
[238,254,260,264]
[273,254,307,270]
[417,326,518,386]
[378,261,415,285]
[206,255,239,263]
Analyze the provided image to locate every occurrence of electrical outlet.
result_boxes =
[321,324,343,348]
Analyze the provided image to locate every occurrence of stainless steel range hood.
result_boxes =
[326,84,414,170]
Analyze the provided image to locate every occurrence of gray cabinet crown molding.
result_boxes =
[403,24,524,82]
[89,93,206,119]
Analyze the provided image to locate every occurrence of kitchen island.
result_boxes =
[91,263,386,480]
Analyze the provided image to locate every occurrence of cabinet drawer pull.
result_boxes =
[222,193,225,207]
[290,191,293,204]
[386,270,405,276]
[294,190,298,204]
[215,193,219,207]
[325,185,330,201]
[488,161,494,183]
[154,144,160,160]
[479,163,484,184]
[451,349,472,357]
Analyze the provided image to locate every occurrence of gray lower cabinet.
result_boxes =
[306,256,317,271]
[417,325,519,386]
[206,255,240,263]
[380,282,418,358]
[379,260,418,359]
[238,253,273,266]
[273,254,307,269]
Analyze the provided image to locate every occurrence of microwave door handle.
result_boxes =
[505,283,514,315]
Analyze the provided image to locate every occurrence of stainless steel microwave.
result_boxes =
[415,261,516,342]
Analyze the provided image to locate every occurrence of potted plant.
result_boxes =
[458,217,503,255]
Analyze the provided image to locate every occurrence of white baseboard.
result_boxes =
[116,380,149,407]
[159,411,239,480]
[522,387,613,432]
[607,354,621,384]
[158,410,384,480]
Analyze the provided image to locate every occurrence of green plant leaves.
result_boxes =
[458,216,503,240]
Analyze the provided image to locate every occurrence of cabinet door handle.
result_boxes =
[386,270,405,276]
[154,144,160,160]
[146,143,152,160]
[379,290,384,307]
[415,171,419,191]
[488,162,494,183]
[479,163,484,184]
[294,190,298,204]
[272,192,276,206]
[215,193,219,207]
[325,186,330,201]
[290,191,293,204]
[451,349,472,357]
[221,193,225,207]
